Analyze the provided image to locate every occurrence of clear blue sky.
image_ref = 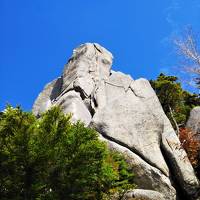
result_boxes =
[1,0,199,111]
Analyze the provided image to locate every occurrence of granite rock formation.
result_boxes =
[33,43,200,200]
[187,107,200,139]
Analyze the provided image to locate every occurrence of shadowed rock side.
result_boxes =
[33,43,200,200]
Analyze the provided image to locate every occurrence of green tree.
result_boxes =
[0,106,36,200]
[0,106,136,200]
[150,73,200,134]
[150,73,184,134]
[183,91,200,108]
[105,152,135,199]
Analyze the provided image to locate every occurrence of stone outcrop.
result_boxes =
[186,107,200,139]
[33,43,200,200]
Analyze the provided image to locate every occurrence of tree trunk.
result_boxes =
[168,105,180,136]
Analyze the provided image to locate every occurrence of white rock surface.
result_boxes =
[55,91,92,125]
[33,77,62,116]
[187,106,200,135]
[91,89,169,176]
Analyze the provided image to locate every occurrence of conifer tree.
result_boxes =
[0,106,136,200]
[150,73,200,135]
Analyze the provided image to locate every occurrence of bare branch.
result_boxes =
[174,27,200,88]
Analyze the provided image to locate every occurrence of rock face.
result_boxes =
[187,107,200,139]
[33,43,200,200]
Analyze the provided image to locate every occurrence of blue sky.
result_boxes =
[1,0,200,111]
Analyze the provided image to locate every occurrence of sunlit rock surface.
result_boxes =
[187,106,200,140]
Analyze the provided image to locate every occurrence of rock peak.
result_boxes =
[61,43,113,95]
[72,43,113,63]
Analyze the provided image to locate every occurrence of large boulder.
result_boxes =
[33,43,200,200]
[186,107,200,138]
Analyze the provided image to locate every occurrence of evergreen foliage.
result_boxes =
[150,73,200,129]
[0,106,136,200]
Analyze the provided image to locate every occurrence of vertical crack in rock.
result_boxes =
[93,43,102,53]
[161,138,200,200]
[160,143,190,200]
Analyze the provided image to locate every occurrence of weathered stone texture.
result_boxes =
[187,106,200,136]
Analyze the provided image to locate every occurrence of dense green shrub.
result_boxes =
[0,106,136,200]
